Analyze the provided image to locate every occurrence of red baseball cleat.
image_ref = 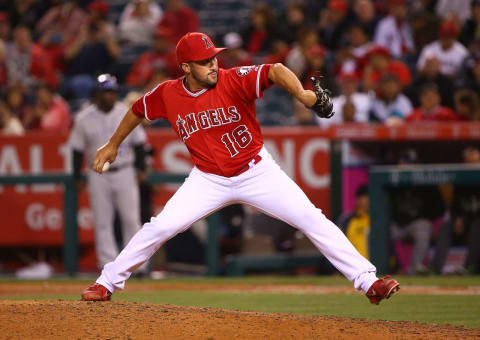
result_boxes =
[366,275,400,305]
[81,283,112,301]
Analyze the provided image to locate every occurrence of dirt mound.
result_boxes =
[2,282,480,296]
[0,300,478,340]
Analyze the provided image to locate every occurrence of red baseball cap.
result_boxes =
[329,0,348,13]
[438,20,459,37]
[307,44,326,57]
[339,71,359,81]
[367,45,391,58]
[176,32,227,64]
[88,1,109,15]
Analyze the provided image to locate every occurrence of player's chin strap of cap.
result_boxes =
[233,155,262,176]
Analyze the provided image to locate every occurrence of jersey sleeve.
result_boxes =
[131,82,167,121]
[227,64,273,102]
[68,117,86,152]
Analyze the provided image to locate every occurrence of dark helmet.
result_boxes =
[96,74,118,91]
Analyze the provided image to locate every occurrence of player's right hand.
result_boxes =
[93,142,118,174]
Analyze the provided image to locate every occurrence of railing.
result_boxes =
[0,172,221,277]
[369,164,480,273]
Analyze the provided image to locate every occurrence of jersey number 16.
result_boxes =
[221,124,252,157]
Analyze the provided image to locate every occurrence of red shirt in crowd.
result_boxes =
[246,30,267,54]
[132,64,272,177]
[40,95,71,131]
[29,44,58,89]
[367,60,411,87]
[407,106,458,122]
[157,7,200,46]
[126,50,181,87]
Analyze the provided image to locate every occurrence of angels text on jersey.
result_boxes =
[176,105,241,141]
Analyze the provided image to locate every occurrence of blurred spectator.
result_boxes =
[302,45,336,92]
[0,38,5,84]
[118,0,163,47]
[63,22,120,101]
[4,85,32,126]
[0,100,24,135]
[362,45,411,91]
[294,44,336,125]
[406,83,459,121]
[143,68,170,93]
[286,27,319,78]
[454,88,480,120]
[348,23,374,59]
[126,28,179,88]
[417,20,469,78]
[431,146,480,274]
[0,11,10,40]
[389,148,446,275]
[4,25,57,89]
[217,32,252,69]
[263,40,290,65]
[318,0,350,50]
[436,0,472,24]
[407,57,455,108]
[369,74,413,125]
[458,47,480,93]
[277,2,309,45]
[157,0,199,47]
[36,0,89,45]
[36,1,107,78]
[373,0,414,59]
[23,83,71,131]
[410,0,441,51]
[352,0,379,37]
[337,185,370,259]
[88,1,115,37]
[6,0,48,30]
[460,0,480,48]
[241,3,278,57]
[315,72,370,128]
[336,23,374,76]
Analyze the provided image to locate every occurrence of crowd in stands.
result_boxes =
[1,0,480,134]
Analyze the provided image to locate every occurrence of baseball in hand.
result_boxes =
[102,161,110,172]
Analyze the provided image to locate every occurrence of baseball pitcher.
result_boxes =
[82,32,399,304]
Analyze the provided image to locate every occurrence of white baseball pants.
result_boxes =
[87,166,141,268]
[97,146,378,293]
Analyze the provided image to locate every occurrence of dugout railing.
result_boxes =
[0,172,229,277]
[368,164,480,273]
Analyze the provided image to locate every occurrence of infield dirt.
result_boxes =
[0,282,479,339]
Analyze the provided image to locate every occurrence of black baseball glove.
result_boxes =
[308,74,334,119]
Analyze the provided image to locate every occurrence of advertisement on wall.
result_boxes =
[0,129,331,246]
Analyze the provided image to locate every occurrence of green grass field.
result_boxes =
[2,275,480,329]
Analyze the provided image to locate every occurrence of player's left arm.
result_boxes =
[268,63,334,118]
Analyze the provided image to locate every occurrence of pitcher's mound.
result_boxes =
[0,300,478,339]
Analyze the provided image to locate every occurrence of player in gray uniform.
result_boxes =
[69,74,147,269]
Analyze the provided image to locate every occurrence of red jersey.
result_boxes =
[132,64,273,177]
[407,106,458,122]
